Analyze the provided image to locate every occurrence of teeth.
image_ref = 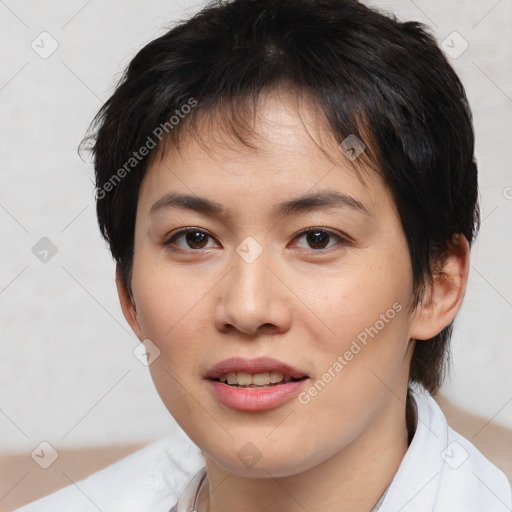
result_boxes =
[270,371,284,383]
[219,371,287,386]
[226,372,237,385]
[252,372,270,385]
[236,371,253,386]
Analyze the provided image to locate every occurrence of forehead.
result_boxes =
[169,87,367,169]
[139,89,391,219]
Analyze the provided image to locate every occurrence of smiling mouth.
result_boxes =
[215,371,309,388]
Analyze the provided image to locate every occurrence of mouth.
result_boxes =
[205,357,310,409]
[205,356,309,383]
[214,371,309,388]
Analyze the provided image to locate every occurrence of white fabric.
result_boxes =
[15,384,512,512]
[380,383,511,511]
[15,430,205,512]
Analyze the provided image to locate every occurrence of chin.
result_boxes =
[202,439,325,479]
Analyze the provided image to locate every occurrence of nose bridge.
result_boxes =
[214,237,291,335]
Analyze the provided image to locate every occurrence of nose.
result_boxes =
[213,247,292,337]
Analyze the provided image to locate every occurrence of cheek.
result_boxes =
[294,271,413,455]
[131,268,210,428]
[308,249,413,353]
[131,253,207,341]
[298,253,414,426]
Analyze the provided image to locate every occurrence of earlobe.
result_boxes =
[410,235,470,341]
[115,268,144,341]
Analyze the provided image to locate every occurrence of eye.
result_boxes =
[164,228,219,251]
[164,226,349,253]
[292,227,349,251]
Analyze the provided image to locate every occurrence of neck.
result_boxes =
[198,392,413,512]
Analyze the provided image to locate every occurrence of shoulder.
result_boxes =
[409,384,512,509]
[14,436,204,512]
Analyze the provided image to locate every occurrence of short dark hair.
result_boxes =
[84,0,479,395]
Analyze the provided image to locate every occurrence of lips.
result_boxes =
[205,357,310,411]
[205,357,309,381]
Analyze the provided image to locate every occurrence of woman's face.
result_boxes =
[123,89,422,477]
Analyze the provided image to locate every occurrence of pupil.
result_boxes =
[186,231,208,249]
[307,231,329,249]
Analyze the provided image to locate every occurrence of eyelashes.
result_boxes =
[163,226,351,253]
[164,228,217,251]
[293,227,348,251]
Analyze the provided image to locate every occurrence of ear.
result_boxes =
[409,235,470,341]
[115,268,144,341]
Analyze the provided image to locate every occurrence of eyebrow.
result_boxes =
[150,190,369,217]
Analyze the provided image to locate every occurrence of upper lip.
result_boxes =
[205,357,309,380]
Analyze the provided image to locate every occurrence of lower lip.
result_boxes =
[208,379,308,411]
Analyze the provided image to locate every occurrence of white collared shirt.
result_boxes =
[16,384,512,512]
